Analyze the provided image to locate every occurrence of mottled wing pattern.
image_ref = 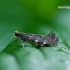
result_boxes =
[14,31,58,47]
[43,32,58,46]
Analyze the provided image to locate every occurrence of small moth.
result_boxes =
[14,31,58,47]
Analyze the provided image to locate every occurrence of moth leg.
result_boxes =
[22,43,24,48]
[20,39,25,48]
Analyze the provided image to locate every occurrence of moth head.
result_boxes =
[14,31,20,37]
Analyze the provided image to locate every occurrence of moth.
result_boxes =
[14,31,58,47]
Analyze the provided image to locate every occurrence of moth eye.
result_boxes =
[14,31,20,37]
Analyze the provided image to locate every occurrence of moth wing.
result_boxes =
[46,32,58,46]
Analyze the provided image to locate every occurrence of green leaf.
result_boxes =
[0,0,35,52]
[0,53,20,70]
[0,0,70,70]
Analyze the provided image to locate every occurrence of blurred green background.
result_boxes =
[0,0,70,70]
